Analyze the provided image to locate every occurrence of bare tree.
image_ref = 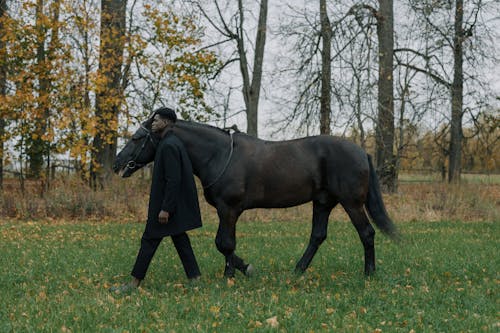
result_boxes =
[375,0,396,192]
[395,0,496,182]
[348,0,396,192]
[448,0,464,183]
[319,0,331,135]
[195,0,268,137]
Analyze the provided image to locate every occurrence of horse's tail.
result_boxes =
[365,154,400,241]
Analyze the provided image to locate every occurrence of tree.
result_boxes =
[348,0,396,192]
[91,0,127,188]
[319,0,332,135]
[0,0,7,189]
[195,0,268,137]
[375,0,396,192]
[24,0,62,180]
[448,0,464,183]
[61,0,99,179]
[126,4,219,121]
[0,0,70,187]
[396,0,496,183]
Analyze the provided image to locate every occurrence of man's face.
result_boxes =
[151,114,169,133]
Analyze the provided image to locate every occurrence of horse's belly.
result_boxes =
[248,173,314,208]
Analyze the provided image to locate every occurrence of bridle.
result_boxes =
[125,125,157,170]
[125,124,235,189]
[203,132,234,189]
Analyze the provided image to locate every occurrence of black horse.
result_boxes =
[113,118,399,277]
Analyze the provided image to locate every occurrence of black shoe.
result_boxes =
[109,283,137,294]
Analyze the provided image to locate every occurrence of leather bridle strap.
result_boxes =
[126,125,157,170]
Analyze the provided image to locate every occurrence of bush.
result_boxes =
[0,174,498,222]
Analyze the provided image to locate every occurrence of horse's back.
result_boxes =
[231,135,369,208]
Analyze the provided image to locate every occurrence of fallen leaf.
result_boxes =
[266,316,279,328]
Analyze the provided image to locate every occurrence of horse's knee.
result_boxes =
[311,234,327,247]
[215,234,235,256]
[362,225,375,247]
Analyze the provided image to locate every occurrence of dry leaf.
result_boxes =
[266,316,279,328]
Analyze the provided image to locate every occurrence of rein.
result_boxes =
[126,125,157,170]
[203,133,234,189]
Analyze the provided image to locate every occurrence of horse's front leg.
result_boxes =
[215,206,251,277]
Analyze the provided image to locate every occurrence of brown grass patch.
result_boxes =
[1,176,498,223]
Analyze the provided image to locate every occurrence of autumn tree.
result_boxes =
[58,0,99,177]
[0,0,71,189]
[90,0,127,188]
[0,1,217,187]
[0,0,7,189]
[126,4,219,122]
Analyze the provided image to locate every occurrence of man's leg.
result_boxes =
[171,232,201,279]
[131,234,162,281]
[110,234,162,293]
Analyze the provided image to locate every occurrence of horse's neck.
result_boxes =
[172,122,230,182]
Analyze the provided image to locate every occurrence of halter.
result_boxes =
[203,132,234,189]
[126,125,157,170]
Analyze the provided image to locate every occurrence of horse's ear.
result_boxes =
[224,124,241,133]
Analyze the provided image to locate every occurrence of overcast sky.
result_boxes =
[189,0,500,140]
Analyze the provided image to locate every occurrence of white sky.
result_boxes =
[192,0,500,140]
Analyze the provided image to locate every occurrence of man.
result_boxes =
[112,107,202,293]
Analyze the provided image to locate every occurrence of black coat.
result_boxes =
[144,132,202,238]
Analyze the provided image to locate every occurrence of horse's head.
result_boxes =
[113,117,158,178]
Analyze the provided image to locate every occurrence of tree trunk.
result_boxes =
[448,0,464,183]
[238,0,267,137]
[0,0,6,190]
[375,0,396,192]
[319,0,331,135]
[28,0,48,179]
[91,0,127,188]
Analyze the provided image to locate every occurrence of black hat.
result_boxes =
[154,107,177,123]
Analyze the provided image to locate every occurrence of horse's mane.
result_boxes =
[176,120,231,136]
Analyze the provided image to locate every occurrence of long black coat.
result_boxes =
[144,132,202,238]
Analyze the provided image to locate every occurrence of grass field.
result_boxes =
[0,218,498,332]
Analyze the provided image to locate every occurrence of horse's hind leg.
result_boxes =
[343,203,376,276]
[215,206,251,278]
[295,201,334,273]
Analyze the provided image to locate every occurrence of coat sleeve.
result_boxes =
[160,143,181,214]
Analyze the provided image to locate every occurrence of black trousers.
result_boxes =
[131,232,201,280]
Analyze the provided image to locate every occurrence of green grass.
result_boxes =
[0,219,498,332]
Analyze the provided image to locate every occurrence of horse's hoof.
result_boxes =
[294,266,306,275]
[244,264,254,276]
[364,267,376,277]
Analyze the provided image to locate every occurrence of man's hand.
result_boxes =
[158,210,170,224]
